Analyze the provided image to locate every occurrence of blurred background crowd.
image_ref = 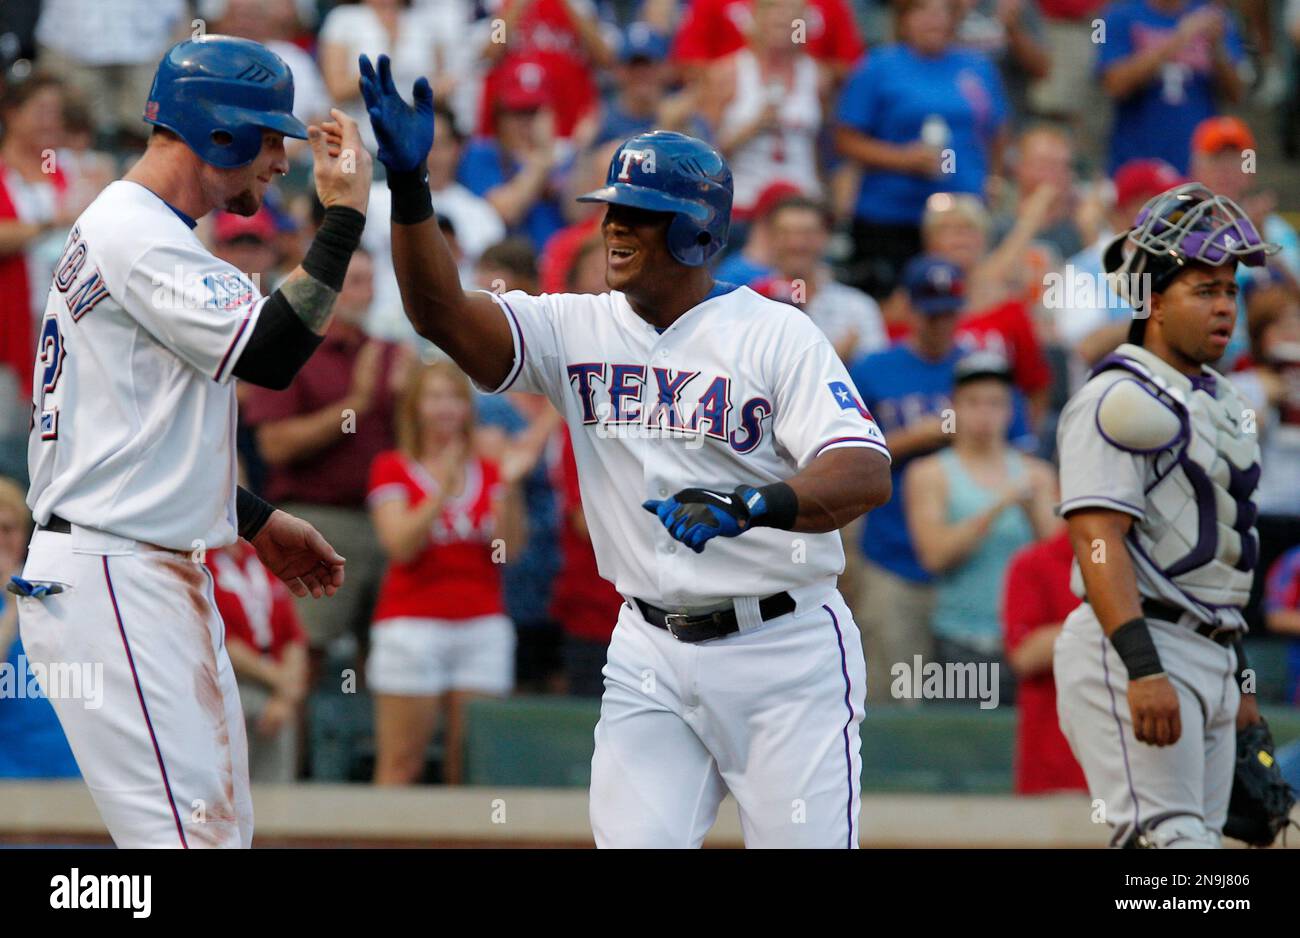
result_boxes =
[2,0,1300,798]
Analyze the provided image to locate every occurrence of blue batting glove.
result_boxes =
[642,485,767,553]
[358,53,434,175]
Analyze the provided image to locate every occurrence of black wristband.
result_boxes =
[387,168,434,225]
[236,486,275,541]
[1110,616,1164,680]
[302,205,365,292]
[745,482,799,531]
[1232,636,1249,691]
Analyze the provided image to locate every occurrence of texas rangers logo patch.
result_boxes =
[828,381,875,421]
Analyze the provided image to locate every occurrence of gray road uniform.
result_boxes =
[1053,342,1259,848]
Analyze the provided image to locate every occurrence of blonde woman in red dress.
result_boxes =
[367,360,534,785]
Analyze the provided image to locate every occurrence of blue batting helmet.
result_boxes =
[578,131,732,267]
[143,35,309,169]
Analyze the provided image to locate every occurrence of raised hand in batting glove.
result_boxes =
[358,53,433,175]
[642,483,796,553]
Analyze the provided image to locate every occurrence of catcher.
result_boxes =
[1054,182,1294,848]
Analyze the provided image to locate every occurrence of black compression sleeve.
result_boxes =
[231,290,325,390]
[237,486,275,540]
[302,206,365,291]
[387,168,434,225]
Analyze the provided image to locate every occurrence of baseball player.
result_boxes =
[358,55,891,847]
[12,36,372,848]
[1054,183,1277,848]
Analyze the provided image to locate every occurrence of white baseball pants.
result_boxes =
[590,587,865,848]
[17,524,252,848]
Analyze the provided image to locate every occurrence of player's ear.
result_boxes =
[1148,289,1163,326]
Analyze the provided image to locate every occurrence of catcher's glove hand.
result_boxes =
[1223,717,1297,847]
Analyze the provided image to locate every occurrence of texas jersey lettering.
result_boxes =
[483,284,888,607]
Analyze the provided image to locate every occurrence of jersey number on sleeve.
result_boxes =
[37,315,63,440]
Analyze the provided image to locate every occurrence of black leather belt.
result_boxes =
[634,592,796,643]
[1141,598,1240,647]
[39,514,72,534]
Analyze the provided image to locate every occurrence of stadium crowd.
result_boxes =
[2,0,1300,796]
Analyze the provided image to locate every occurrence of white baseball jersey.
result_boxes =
[482,284,890,607]
[27,180,265,551]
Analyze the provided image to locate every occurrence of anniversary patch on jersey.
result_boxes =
[203,272,257,310]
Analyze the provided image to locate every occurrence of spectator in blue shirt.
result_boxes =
[835,0,1008,299]
[594,23,711,149]
[1095,0,1244,174]
[457,61,567,254]
[848,256,1031,702]
[0,476,78,779]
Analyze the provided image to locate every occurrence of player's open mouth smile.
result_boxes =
[608,244,638,269]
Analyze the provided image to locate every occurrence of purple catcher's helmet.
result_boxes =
[1102,182,1278,313]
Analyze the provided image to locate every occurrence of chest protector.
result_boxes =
[1090,344,1260,615]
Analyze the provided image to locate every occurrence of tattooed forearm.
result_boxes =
[279,270,339,334]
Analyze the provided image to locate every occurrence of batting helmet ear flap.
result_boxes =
[666,208,727,267]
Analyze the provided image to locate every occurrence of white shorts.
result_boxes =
[366,614,516,696]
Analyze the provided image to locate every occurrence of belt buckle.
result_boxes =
[663,612,694,640]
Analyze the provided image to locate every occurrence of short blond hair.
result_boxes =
[921,192,990,237]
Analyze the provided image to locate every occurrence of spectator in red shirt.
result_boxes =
[1001,526,1088,795]
[242,250,412,669]
[207,540,309,783]
[366,361,533,785]
[0,74,73,407]
[477,0,614,141]
[548,429,624,696]
[673,0,865,83]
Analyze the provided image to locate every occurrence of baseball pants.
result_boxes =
[17,523,253,848]
[590,586,865,848]
[1054,602,1239,847]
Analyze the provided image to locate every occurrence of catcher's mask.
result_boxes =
[1101,183,1279,343]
